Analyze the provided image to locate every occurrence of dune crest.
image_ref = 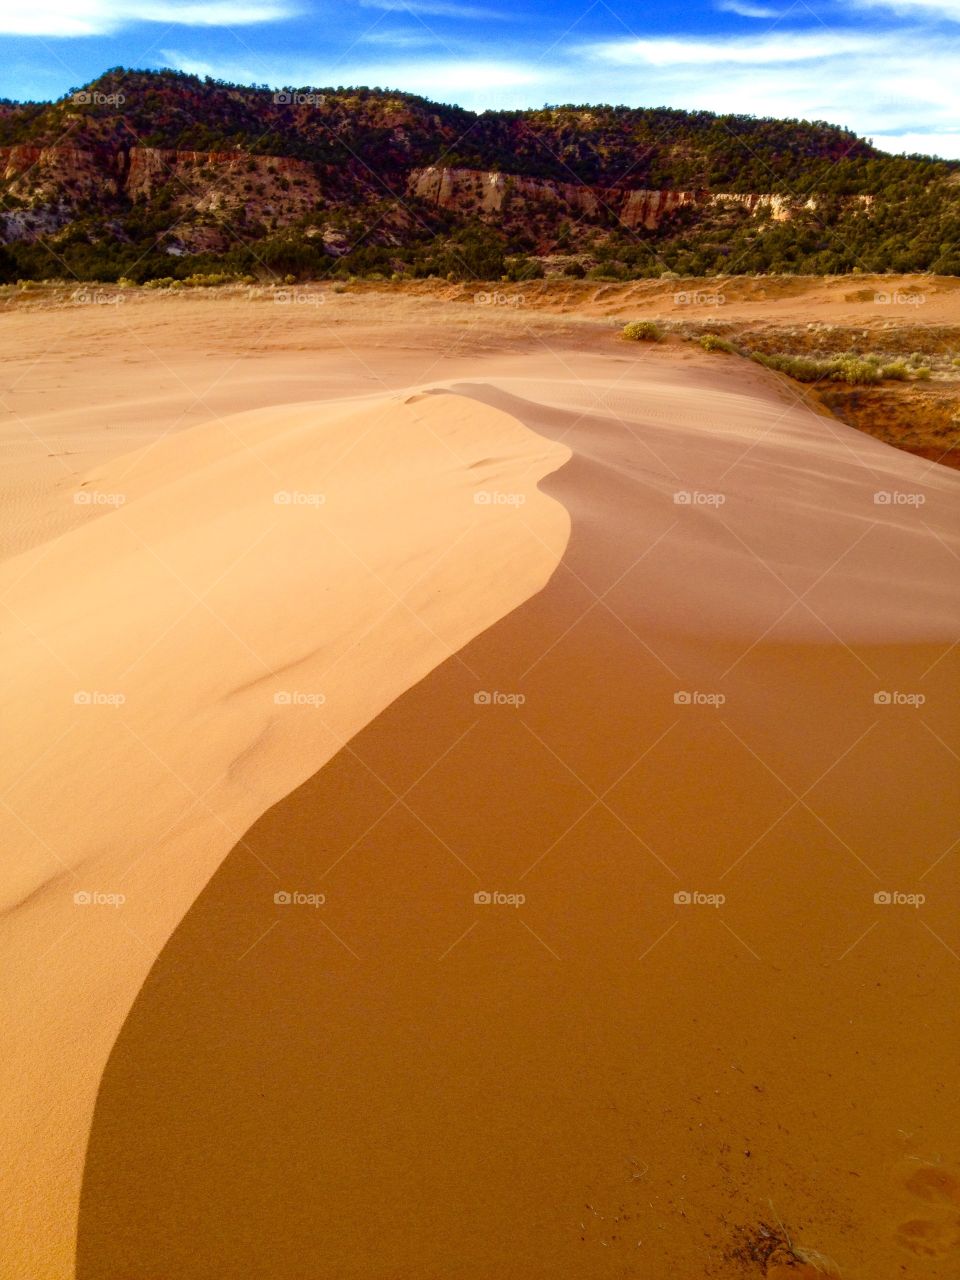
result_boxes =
[0,390,569,1279]
[76,362,960,1280]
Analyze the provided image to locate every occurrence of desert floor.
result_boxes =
[1,282,959,1280]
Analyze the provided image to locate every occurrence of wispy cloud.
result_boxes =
[358,0,507,19]
[872,130,960,151]
[163,49,546,97]
[580,30,960,155]
[1,0,295,37]
[850,0,960,17]
[585,32,888,66]
[357,29,442,46]
[715,0,784,17]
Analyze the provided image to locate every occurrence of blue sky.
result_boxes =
[3,0,960,157]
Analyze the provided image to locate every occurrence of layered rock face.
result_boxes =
[1,145,122,203]
[406,165,871,230]
[0,145,323,245]
[0,147,874,251]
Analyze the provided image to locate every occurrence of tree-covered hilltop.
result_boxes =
[0,67,918,189]
[1,67,959,282]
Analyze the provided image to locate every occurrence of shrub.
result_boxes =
[182,271,241,287]
[622,320,663,342]
[755,352,882,385]
[699,334,739,354]
[504,254,544,282]
[833,355,883,385]
[756,353,828,382]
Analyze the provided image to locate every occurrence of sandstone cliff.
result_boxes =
[406,166,872,230]
[0,145,324,246]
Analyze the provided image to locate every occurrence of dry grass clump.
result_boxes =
[622,319,663,342]
[754,352,892,385]
[699,334,741,354]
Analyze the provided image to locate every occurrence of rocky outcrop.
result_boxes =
[0,145,324,243]
[0,145,120,203]
[0,147,876,251]
[408,166,705,229]
[406,166,603,220]
[406,166,872,231]
[125,148,322,218]
[617,188,699,230]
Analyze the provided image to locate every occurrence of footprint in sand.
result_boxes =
[895,1164,960,1257]
[906,1166,960,1209]
[895,1217,960,1257]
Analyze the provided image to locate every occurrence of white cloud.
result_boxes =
[358,0,506,18]
[1,0,294,37]
[871,131,960,157]
[585,32,890,66]
[715,0,783,16]
[575,32,960,151]
[850,0,960,17]
[163,49,547,101]
[357,30,441,46]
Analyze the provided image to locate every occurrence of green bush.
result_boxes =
[699,334,739,354]
[756,353,828,381]
[622,320,663,342]
[834,355,884,384]
[182,271,243,287]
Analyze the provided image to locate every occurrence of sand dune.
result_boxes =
[0,389,569,1279]
[1,299,958,1279]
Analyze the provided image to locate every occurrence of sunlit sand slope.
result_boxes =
[77,366,959,1279]
[0,391,569,1280]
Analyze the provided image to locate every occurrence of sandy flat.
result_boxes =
[0,292,958,1280]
